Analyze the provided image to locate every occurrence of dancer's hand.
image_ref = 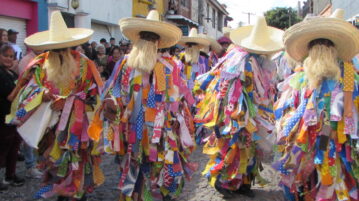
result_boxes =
[103,99,117,122]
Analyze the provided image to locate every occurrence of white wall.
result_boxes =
[48,0,132,43]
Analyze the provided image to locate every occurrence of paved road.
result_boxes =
[0,147,284,201]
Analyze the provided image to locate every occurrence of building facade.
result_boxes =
[164,0,198,36]
[132,0,165,18]
[0,0,42,54]
[311,0,332,16]
[46,0,132,43]
[198,0,230,39]
[332,0,359,21]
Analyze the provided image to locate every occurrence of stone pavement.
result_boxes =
[0,146,284,201]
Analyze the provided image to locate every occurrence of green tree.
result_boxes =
[264,7,302,30]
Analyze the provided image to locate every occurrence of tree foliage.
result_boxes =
[264,7,302,30]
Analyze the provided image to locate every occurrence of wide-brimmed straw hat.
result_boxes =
[222,27,233,38]
[120,10,182,48]
[25,11,93,51]
[284,9,359,62]
[198,34,222,54]
[230,16,284,54]
[178,28,210,48]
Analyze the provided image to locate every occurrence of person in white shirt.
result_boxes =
[7,29,22,60]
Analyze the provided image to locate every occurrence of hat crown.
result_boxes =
[146,10,160,21]
[188,28,199,37]
[246,16,269,46]
[49,11,70,41]
[330,8,344,19]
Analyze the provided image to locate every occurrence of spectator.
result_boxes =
[75,45,85,54]
[18,47,43,75]
[0,28,8,46]
[95,44,108,70]
[7,29,22,60]
[101,72,109,82]
[110,37,116,47]
[91,41,97,49]
[104,42,111,55]
[99,38,107,46]
[0,44,26,189]
[82,42,96,60]
[90,41,97,59]
[97,65,105,74]
[109,37,116,54]
[106,46,123,75]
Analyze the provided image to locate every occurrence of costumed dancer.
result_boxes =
[88,11,197,200]
[6,11,104,200]
[194,16,284,198]
[198,34,223,68]
[274,9,359,200]
[217,36,233,58]
[178,28,210,90]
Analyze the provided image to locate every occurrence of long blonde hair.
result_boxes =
[127,39,158,73]
[184,45,200,64]
[43,49,77,88]
[303,44,340,88]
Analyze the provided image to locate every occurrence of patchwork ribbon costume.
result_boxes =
[274,63,359,201]
[7,51,104,199]
[89,55,197,200]
[194,46,278,191]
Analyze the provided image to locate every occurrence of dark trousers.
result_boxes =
[0,124,22,178]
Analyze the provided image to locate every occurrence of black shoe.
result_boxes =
[0,182,8,191]
[235,184,255,198]
[163,195,174,201]
[77,195,87,201]
[57,196,69,201]
[3,175,25,187]
[17,153,25,161]
[214,179,234,198]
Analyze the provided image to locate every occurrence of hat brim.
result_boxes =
[198,34,222,54]
[120,18,182,49]
[24,28,93,51]
[284,18,359,62]
[178,36,210,49]
[230,26,284,54]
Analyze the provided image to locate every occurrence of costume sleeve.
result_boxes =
[6,66,46,125]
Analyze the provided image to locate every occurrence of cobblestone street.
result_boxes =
[0,147,284,201]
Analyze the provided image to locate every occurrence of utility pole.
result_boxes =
[242,12,255,24]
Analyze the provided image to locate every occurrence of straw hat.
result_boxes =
[284,9,359,62]
[178,28,210,48]
[223,27,233,38]
[230,16,284,54]
[119,10,182,48]
[25,11,93,51]
[198,34,222,54]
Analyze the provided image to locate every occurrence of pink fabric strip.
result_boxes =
[57,96,75,131]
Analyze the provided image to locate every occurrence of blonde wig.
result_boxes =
[303,44,340,88]
[127,39,158,73]
[184,45,200,64]
[43,48,77,88]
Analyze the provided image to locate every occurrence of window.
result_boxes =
[207,3,210,18]
[181,0,187,7]
[212,8,215,28]
[218,13,223,31]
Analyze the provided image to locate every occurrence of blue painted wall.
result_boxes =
[32,0,48,31]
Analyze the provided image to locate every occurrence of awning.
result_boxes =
[165,15,199,27]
